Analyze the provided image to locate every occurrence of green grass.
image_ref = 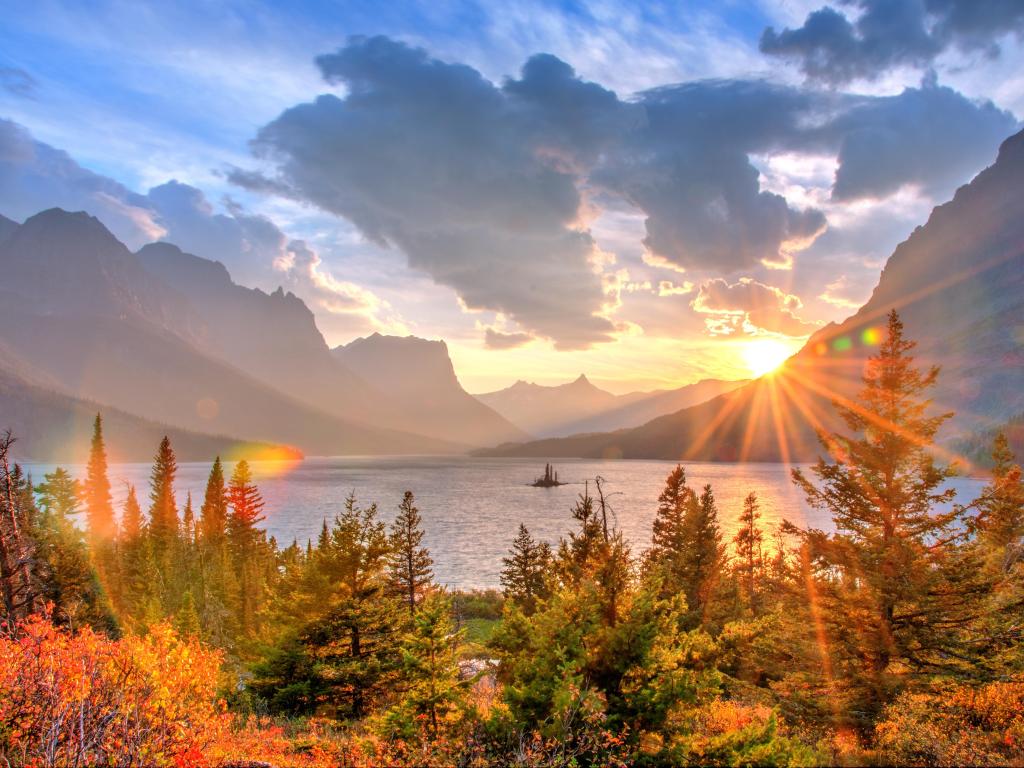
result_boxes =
[463,617,499,645]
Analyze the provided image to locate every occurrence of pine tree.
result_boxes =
[82,415,115,548]
[791,309,976,725]
[682,483,725,625]
[120,484,143,542]
[227,460,267,638]
[387,491,433,615]
[199,457,228,544]
[0,434,38,622]
[147,437,179,546]
[733,491,765,614]
[500,523,552,615]
[32,468,117,633]
[975,432,1024,567]
[182,492,196,546]
[384,591,467,739]
[650,464,697,562]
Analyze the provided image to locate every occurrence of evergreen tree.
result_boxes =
[199,457,228,544]
[147,437,179,546]
[975,432,1024,568]
[383,592,467,740]
[82,414,117,594]
[296,493,403,718]
[649,464,697,564]
[733,492,765,614]
[682,484,725,625]
[500,523,552,615]
[387,491,433,615]
[0,439,38,623]
[227,460,268,638]
[32,468,117,633]
[791,310,978,726]
[182,491,196,546]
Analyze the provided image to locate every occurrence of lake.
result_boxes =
[22,456,988,589]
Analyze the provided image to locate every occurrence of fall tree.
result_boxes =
[387,491,433,615]
[147,437,179,547]
[227,460,268,638]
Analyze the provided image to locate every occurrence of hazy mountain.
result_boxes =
[333,334,528,446]
[476,374,745,437]
[0,211,457,456]
[475,375,621,436]
[0,214,17,243]
[481,128,1024,462]
[0,357,287,463]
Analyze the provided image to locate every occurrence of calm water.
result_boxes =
[23,457,987,589]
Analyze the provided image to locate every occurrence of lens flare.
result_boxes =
[741,338,792,377]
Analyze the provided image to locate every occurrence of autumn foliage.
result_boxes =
[0,612,225,767]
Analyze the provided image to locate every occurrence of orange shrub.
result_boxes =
[0,613,226,767]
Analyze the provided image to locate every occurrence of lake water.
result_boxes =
[22,456,988,589]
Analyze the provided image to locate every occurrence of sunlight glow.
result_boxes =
[741,339,792,377]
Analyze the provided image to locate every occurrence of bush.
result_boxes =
[0,613,225,767]
[453,588,504,620]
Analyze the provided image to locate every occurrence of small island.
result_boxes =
[531,463,567,487]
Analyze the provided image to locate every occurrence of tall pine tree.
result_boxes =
[792,309,978,726]
[387,491,433,615]
[500,523,552,616]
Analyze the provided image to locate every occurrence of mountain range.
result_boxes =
[481,127,1024,464]
[0,209,735,460]
[475,375,746,437]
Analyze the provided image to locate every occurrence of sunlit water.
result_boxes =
[22,456,988,589]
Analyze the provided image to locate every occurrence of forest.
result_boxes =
[0,310,1021,767]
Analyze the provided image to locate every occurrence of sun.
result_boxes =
[741,338,792,377]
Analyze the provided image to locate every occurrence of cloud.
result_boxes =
[822,78,1018,200]
[275,240,406,336]
[241,36,618,350]
[692,277,819,336]
[0,118,164,246]
[484,328,534,349]
[146,180,289,285]
[0,67,37,98]
[761,0,1024,85]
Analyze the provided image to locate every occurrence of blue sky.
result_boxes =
[2,0,1022,392]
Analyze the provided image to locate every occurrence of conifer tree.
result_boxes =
[975,432,1024,567]
[199,457,228,544]
[227,460,267,637]
[0,434,38,622]
[733,492,765,614]
[147,437,179,547]
[791,309,976,725]
[32,468,117,633]
[82,414,117,588]
[182,491,196,546]
[384,592,467,739]
[387,491,433,615]
[649,464,697,562]
[500,523,552,615]
[682,484,725,625]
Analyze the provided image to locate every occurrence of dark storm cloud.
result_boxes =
[761,0,1024,85]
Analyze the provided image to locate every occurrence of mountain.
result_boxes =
[475,374,745,437]
[481,128,1024,462]
[0,352,290,463]
[137,243,524,447]
[0,211,457,456]
[475,375,621,437]
[332,334,528,446]
[0,214,17,243]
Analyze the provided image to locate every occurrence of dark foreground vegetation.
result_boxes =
[0,310,1021,767]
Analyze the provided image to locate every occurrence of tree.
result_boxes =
[295,494,403,719]
[199,457,228,545]
[32,468,117,633]
[0,433,37,623]
[147,437,179,547]
[227,460,267,638]
[500,523,552,615]
[387,491,433,615]
[82,414,117,588]
[733,492,765,614]
[791,309,977,725]
[649,464,697,564]
[383,592,467,740]
[975,432,1024,569]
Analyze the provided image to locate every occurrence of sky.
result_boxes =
[1,0,1022,394]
